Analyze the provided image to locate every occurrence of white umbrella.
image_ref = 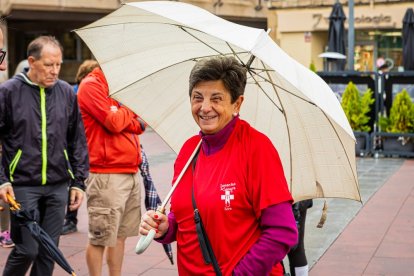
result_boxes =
[75,1,360,203]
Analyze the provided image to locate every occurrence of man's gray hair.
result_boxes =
[27,36,63,60]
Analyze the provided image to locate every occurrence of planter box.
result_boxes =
[372,132,414,158]
[354,131,370,157]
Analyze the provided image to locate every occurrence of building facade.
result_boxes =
[0,0,268,83]
[267,0,413,72]
[1,0,412,83]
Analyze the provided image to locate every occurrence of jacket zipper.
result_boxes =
[9,149,22,182]
[40,87,47,185]
[63,149,75,179]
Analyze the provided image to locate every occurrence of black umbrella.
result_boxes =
[139,145,174,265]
[7,194,77,276]
[327,2,347,71]
[403,8,414,71]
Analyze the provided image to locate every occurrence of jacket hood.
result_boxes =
[87,67,109,88]
[14,72,58,90]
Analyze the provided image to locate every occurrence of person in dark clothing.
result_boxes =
[0,35,89,276]
[0,26,6,72]
[0,26,15,249]
[286,199,313,276]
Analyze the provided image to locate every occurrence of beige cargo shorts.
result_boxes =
[86,172,141,247]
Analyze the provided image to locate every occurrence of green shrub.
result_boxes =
[379,89,414,133]
[309,61,317,73]
[341,81,374,132]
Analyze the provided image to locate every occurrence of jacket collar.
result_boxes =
[200,116,239,156]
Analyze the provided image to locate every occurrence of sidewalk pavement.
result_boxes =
[0,128,413,275]
[310,158,414,275]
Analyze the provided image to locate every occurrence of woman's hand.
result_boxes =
[140,210,169,238]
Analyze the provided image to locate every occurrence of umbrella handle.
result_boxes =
[135,229,156,254]
[135,206,164,254]
[6,193,20,211]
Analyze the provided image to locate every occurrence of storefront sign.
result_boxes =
[355,14,392,25]
[313,13,396,29]
[276,5,406,32]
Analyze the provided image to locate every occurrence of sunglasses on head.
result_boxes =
[0,50,6,64]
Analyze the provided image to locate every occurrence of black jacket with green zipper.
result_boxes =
[0,72,89,190]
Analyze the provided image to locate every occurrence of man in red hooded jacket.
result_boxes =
[77,67,145,276]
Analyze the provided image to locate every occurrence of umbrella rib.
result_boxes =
[226,43,258,69]
[80,20,252,57]
[248,67,316,106]
[109,52,248,96]
[77,6,362,203]
[82,24,254,96]
[262,65,304,197]
[246,70,283,113]
[179,27,259,68]
[102,24,252,96]
[180,27,260,69]
[322,114,362,202]
[258,66,359,200]
[254,63,359,201]
[255,60,294,189]
[180,26,226,55]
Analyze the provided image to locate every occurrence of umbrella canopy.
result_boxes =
[327,2,347,71]
[402,8,414,70]
[139,145,174,264]
[75,1,361,203]
[6,194,76,276]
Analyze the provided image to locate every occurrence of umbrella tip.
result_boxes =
[169,256,174,265]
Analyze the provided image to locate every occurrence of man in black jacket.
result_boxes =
[0,35,89,276]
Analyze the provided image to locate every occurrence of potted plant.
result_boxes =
[341,81,374,156]
[377,89,414,156]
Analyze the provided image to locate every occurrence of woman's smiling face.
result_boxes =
[191,79,243,135]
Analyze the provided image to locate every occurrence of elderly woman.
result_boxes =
[140,56,298,275]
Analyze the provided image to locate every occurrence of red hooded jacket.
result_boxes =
[77,67,144,173]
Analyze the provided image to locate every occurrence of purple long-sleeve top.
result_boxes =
[156,116,298,274]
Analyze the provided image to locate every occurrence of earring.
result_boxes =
[233,112,238,117]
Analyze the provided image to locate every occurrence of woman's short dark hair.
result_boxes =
[27,35,63,60]
[189,56,247,103]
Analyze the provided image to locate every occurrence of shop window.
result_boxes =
[354,44,374,71]
[354,30,403,72]
[62,33,77,60]
[377,33,403,72]
[61,32,93,61]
